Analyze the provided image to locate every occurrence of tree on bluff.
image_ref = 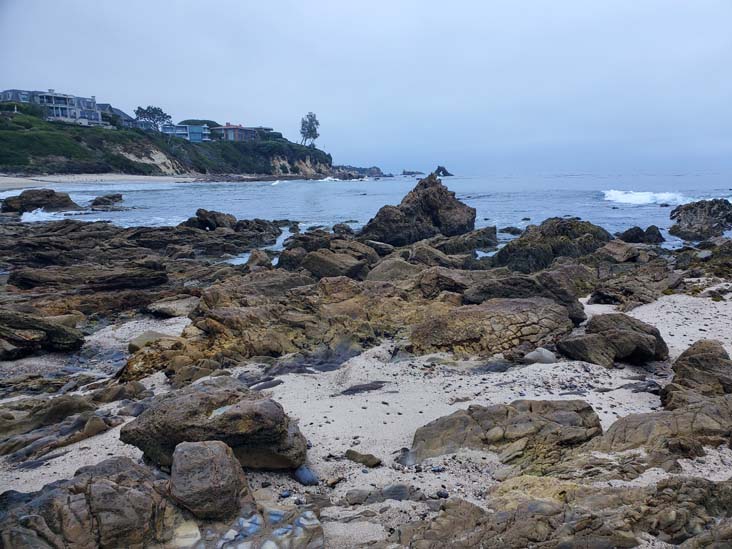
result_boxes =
[300,112,320,147]
[134,106,172,130]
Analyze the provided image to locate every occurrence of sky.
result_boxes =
[1,0,731,175]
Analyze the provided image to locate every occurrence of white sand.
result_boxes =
[628,293,732,358]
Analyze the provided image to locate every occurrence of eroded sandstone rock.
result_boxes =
[408,399,601,473]
[0,457,183,548]
[120,377,307,469]
[410,297,572,356]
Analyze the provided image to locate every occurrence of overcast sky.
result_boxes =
[1,0,730,174]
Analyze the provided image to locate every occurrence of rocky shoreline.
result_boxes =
[2,175,732,548]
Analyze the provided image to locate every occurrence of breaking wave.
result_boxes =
[602,190,690,206]
[20,208,64,222]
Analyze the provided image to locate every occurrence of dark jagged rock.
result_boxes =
[359,174,475,246]
[670,198,732,240]
[332,222,354,235]
[120,377,307,469]
[0,309,84,359]
[90,193,123,209]
[9,262,168,291]
[428,226,498,254]
[491,217,612,273]
[618,225,665,244]
[556,313,668,367]
[499,226,523,236]
[181,208,237,230]
[0,188,81,213]
[434,165,453,177]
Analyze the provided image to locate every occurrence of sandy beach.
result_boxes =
[4,290,732,547]
[0,173,199,191]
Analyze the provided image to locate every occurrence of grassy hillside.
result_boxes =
[0,107,332,176]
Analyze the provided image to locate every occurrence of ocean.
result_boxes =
[3,172,731,251]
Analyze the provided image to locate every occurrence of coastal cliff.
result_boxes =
[0,109,333,177]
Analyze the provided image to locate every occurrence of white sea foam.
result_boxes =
[271,180,280,186]
[602,189,690,205]
[20,208,63,222]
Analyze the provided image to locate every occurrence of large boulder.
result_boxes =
[0,189,81,213]
[90,193,123,209]
[410,297,572,356]
[181,208,237,230]
[491,218,612,273]
[301,248,369,280]
[661,339,732,409]
[365,257,424,282]
[0,457,184,548]
[618,225,665,244]
[169,441,248,520]
[0,309,84,359]
[119,377,307,469]
[408,399,601,473]
[359,174,476,246]
[669,199,732,241]
[557,313,668,367]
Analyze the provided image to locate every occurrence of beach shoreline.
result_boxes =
[0,172,350,192]
[0,173,199,191]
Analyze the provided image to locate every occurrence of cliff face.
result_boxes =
[0,111,333,177]
[270,155,331,177]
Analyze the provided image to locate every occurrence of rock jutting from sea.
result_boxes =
[2,175,732,547]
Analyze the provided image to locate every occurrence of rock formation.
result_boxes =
[359,174,475,246]
[1,188,81,213]
[120,377,307,469]
[556,313,668,367]
[669,198,732,240]
[491,217,612,273]
[618,224,665,244]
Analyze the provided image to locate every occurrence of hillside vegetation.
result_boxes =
[0,107,332,176]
